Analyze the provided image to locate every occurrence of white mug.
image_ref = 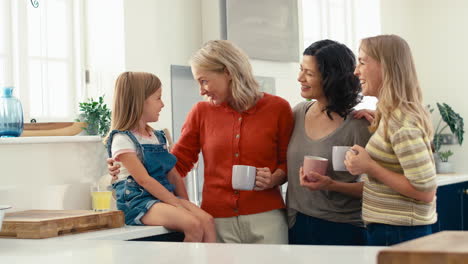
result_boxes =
[332,146,351,171]
[232,165,256,190]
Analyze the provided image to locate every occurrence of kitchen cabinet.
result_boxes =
[432,181,468,232]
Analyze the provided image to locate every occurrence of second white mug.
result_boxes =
[232,165,256,190]
[332,146,351,171]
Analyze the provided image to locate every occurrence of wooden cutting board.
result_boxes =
[378,231,468,264]
[0,210,124,239]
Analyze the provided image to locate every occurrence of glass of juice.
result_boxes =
[91,184,112,212]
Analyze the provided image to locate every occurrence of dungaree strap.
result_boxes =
[106,130,144,160]
[154,130,167,145]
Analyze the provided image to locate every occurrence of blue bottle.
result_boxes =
[0,87,24,137]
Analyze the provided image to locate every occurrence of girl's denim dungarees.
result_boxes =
[107,130,177,225]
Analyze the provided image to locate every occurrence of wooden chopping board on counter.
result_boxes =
[378,231,468,264]
[0,210,124,239]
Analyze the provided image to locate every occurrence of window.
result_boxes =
[302,0,380,110]
[0,0,84,122]
[0,1,13,98]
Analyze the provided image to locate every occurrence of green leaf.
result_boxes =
[435,102,464,146]
[433,134,442,152]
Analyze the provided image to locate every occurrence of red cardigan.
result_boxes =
[172,93,294,218]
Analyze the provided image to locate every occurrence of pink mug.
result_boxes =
[303,156,328,182]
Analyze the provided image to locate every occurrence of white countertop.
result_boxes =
[436,174,468,186]
[0,135,101,144]
[0,239,385,264]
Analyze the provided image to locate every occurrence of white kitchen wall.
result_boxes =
[123,0,203,133]
[0,137,107,211]
[380,0,468,173]
[200,0,304,109]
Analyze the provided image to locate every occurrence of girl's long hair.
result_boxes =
[103,72,161,143]
[361,35,433,138]
[190,40,261,112]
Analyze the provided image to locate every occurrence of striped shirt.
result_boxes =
[362,109,437,226]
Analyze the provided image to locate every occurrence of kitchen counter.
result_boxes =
[0,239,385,264]
[0,219,385,264]
[47,225,172,241]
[436,174,468,186]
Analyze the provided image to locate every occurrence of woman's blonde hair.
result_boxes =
[104,72,161,143]
[190,40,261,112]
[361,35,433,138]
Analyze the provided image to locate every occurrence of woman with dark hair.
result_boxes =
[286,40,372,245]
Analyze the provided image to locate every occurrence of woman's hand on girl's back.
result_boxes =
[107,158,120,180]
[344,145,375,175]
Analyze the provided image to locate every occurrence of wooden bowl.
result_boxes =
[21,122,87,137]
[0,206,12,231]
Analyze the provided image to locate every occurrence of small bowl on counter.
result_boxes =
[0,206,12,231]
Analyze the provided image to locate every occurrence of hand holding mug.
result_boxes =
[254,167,274,191]
[303,156,328,181]
[344,145,374,175]
[299,167,333,190]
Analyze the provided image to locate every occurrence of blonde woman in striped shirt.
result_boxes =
[345,35,437,246]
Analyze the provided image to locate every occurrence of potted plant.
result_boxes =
[76,95,111,137]
[436,150,454,173]
[428,103,464,174]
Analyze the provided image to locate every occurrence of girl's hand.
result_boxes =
[344,145,374,175]
[172,200,187,210]
[299,167,333,190]
[107,158,120,180]
[254,167,274,191]
[352,109,376,123]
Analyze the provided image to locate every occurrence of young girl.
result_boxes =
[105,71,216,242]
[345,35,437,246]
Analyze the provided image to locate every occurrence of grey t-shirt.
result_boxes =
[286,101,372,228]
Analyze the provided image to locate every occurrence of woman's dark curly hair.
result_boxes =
[303,39,362,119]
